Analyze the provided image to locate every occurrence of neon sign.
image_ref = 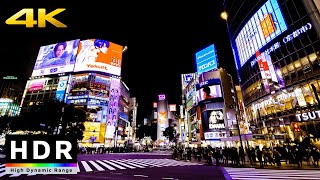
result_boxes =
[158,94,166,100]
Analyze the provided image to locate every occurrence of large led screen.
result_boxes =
[196,84,222,103]
[195,44,218,76]
[235,0,287,67]
[73,39,123,76]
[31,39,80,77]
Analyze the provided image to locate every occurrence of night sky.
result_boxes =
[0,0,236,124]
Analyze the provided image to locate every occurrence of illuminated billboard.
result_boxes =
[195,44,218,76]
[105,78,121,138]
[202,109,226,130]
[235,0,287,67]
[27,79,46,92]
[31,39,80,77]
[73,39,123,76]
[181,73,196,90]
[196,84,222,103]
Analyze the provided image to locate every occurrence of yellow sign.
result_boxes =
[5,8,67,28]
[84,122,101,132]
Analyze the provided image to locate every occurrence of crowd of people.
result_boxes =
[172,144,320,168]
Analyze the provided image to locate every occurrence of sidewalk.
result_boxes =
[174,157,320,170]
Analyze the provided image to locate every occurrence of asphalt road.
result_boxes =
[0,152,227,180]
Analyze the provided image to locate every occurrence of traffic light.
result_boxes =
[293,123,300,132]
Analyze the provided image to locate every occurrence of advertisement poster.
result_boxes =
[31,39,80,76]
[74,39,123,76]
[202,109,226,131]
[235,0,287,67]
[196,84,222,103]
[27,79,46,92]
[105,78,121,138]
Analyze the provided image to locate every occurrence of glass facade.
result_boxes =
[225,0,320,146]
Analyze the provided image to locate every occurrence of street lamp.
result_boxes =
[221,9,245,150]
[220,11,228,20]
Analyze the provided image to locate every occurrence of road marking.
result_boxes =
[224,167,320,180]
[134,174,149,178]
[96,160,116,170]
[57,177,70,180]
[81,161,93,172]
[89,161,104,171]
[110,160,136,169]
[103,160,126,170]
[77,163,80,172]
[162,178,174,180]
[0,172,6,177]
[0,164,5,168]
[9,174,21,177]
[117,160,145,168]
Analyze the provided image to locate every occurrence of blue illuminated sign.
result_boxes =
[119,112,128,121]
[195,44,218,75]
[234,0,287,68]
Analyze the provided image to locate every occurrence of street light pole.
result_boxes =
[228,74,244,150]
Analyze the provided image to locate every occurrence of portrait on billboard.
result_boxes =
[209,110,223,124]
[31,39,80,76]
[196,84,222,103]
[74,39,123,76]
[207,109,225,129]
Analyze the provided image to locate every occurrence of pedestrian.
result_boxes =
[208,149,213,166]
[257,148,263,168]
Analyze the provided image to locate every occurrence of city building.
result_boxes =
[182,68,239,148]
[130,97,138,142]
[224,0,320,148]
[0,74,27,116]
[20,38,133,147]
[180,44,241,148]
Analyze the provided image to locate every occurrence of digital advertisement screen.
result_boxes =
[31,39,80,77]
[73,39,123,76]
[195,44,218,76]
[196,84,222,103]
[202,109,226,131]
[235,0,287,67]
[27,79,46,92]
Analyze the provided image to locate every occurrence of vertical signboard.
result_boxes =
[105,78,121,138]
[56,76,68,102]
[157,94,169,140]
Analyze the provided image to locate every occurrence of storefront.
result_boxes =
[246,81,320,146]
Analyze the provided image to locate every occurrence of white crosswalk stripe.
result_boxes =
[224,167,320,180]
[115,152,172,155]
[77,159,199,172]
[81,161,93,172]
[0,159,198,177]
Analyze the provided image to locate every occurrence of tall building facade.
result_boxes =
[181,68,239,148]
[20,39,132,147]
[224,0,320,147]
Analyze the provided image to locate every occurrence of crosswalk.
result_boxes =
[224,167,320,180]
[0,158,198,178]
[115,152,172,155]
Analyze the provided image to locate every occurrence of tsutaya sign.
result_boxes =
[296,110,320,121]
